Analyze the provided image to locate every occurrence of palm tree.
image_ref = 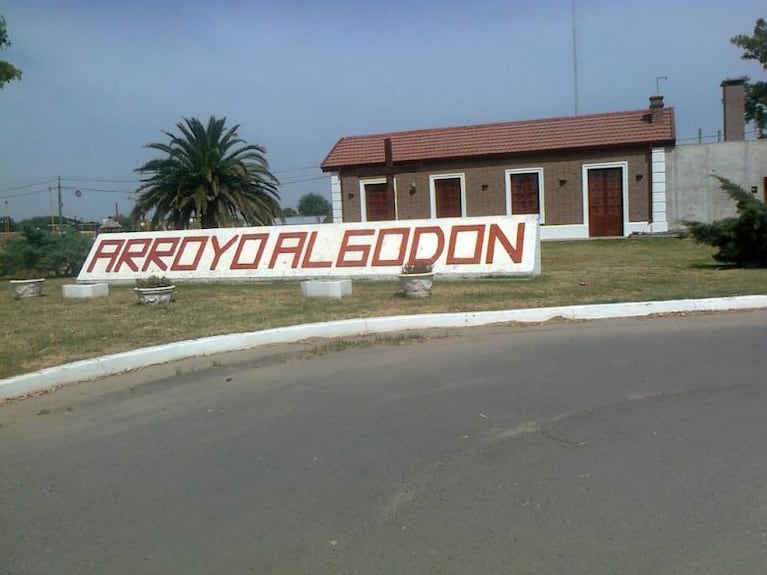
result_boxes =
[132,116,280,229]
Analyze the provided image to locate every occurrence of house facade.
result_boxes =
[321,98,675,239]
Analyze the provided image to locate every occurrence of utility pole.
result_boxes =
[57,176,63,231]
[48,187,54,230]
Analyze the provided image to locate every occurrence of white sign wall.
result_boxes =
[78,215,540,282]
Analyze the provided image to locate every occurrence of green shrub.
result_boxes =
[0,226,94,278]
[401,263,434,274]
[684,177,767,267]
[135,275,173,288]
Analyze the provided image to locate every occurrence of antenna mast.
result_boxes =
[656,75,668,95]
[572,0,579,115]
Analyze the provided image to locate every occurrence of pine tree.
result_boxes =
[685,177,767,267]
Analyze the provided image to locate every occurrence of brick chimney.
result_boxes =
[648,94,664,122]
[721,78,746,141]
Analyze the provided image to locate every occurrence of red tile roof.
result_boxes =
[321,107,675,171]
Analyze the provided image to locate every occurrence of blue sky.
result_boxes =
[0,0,764,222]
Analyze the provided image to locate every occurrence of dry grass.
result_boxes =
[1,237,766,379]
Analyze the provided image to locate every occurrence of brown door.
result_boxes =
[588,168,623,237]
[365,182,395,221]
[510,172,540,215]
[435,177,462,218]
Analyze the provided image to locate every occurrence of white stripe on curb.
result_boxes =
[2,295,766,401]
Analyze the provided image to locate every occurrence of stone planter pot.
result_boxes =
[10,278,45,299]
[398,272,434,298]
[133,285,176,306]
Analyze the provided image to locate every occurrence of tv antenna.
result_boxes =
[656,76,668,95]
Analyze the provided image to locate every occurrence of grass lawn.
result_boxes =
[1,237,766,379]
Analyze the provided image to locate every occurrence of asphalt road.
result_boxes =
[1,311,766,574]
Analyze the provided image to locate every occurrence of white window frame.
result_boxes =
[359,177,398,222]
[505,167,545,224]
[581,161,629,235]
[429,173,467,218]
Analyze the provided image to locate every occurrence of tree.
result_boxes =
[132,116,281,229]
[731,18,767,136]
[17,215,79,231]
[17,216,59,231]
[685,177,767,267]
[0,226,93,277]
[0,16,22,89]
[297,193,331,218]
[280,207,298,218]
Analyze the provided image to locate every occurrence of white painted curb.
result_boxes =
[2,295,766,401]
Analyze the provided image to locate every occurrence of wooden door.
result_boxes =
[435,177,462,218]
[588,168,623,237]
[365,182,395,221]
[510,173,540,215]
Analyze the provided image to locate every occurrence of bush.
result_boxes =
[401,263,434,274]
[684,177,767,267]
[0,226,94,278]
[135,275,172,288]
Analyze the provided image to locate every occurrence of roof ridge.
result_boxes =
[337,107,675,141]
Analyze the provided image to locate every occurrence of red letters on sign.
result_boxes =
[85,238,125,273]
[170,236,208,271]
[336,229,375,267]
[270,232,307,269]
[408,226,444,266]
[210,235,239,270]
[79,218,534,280]
[230,234,269,270]
[142,238,180,272]
[486,223,525,264]
[446,225,484,265]
[371,228,410,267]
[301,231,333,268]
[114,238,153,272]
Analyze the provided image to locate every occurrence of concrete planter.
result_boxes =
[10,278,45,299]
[133,285,176,306]
[300,279,352,299]
[398,272,434,298]
[62,283,110,299]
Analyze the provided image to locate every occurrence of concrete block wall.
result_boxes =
[666,140,767,228]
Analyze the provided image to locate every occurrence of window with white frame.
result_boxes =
[505,168,544,223]
[430,174,466,218]
[359,177,396,222]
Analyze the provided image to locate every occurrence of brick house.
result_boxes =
[321,97,675,239]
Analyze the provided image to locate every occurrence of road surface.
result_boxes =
[2,311,766,574]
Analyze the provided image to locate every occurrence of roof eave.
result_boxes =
[322,138,676,172]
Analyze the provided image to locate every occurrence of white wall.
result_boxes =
[666,140,767,228]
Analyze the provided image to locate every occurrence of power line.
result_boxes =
[0,177,57,194]
[273,165,321,175]
[4,168,320,193]
[61,186,133,194]
[0,188,50,200]
[60,177,138,184]
[279,175,330,186]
